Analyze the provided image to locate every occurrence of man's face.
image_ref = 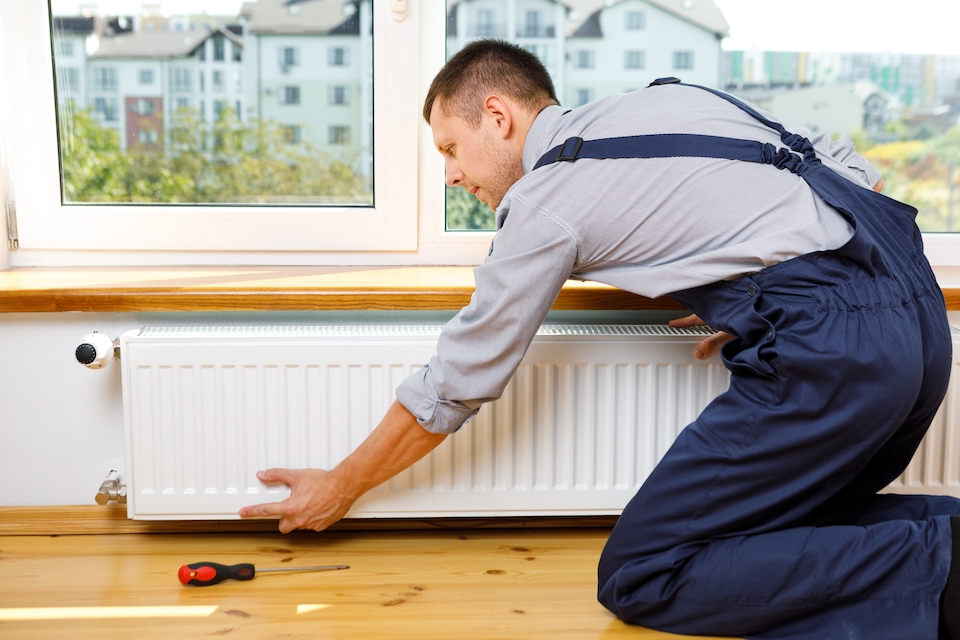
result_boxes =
[430,99,524,211]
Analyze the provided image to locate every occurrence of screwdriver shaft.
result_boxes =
[256,564,350,574]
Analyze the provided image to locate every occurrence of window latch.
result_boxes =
[391,0,406,21]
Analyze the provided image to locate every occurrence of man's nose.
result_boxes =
[445,162,463,187]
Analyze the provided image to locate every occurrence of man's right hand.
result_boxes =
[239,467,357,534]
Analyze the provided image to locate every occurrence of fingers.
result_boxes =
[695,331,735,360]
[669,314,705,328]
[256,468,296,484]
[239,500,285,519]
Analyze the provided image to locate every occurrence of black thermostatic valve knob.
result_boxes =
[76,343,97,365]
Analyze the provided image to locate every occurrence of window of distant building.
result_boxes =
[196,42,206,61]
[329,125,350,145]
[673,51,694,70]
[59,40,74,56]
[139,69,154,84]
[91,67,117,92]
[232,41,242,62]
[625,11,645,30]
[523,10,540,37]
[212,70,224,91]
[574,50,594,69]
[170,68,191,92]
[575,89,593,106]
[475,9,496,37]
[280,46,299,69]
[281,86,301,105]
[283,125,301,144]
[625,50,645,69]
[330,86,349,105]
[328,47,349,67]
[213,35,225,61]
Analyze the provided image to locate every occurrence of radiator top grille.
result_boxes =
[137,324,717,338]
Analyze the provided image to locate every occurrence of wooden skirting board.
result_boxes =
[0,505,619,536]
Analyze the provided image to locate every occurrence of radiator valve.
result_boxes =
[95,470,127,505]
[76,332,119,369]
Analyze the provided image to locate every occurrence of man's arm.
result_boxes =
[239,400,446,533]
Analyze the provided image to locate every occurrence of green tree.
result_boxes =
[445,185,495,230]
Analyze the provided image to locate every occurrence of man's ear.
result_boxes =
[482,95,513,139]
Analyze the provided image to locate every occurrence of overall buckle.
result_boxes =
[557,137,583,162]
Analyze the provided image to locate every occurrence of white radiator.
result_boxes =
[119,324,960,521]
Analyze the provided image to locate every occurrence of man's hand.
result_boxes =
[239,400,446,534]
[239,468,355,534]
[669,314,734,360]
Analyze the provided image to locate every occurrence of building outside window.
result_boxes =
[59,40,74,56]
[475,9,497,36]
[212,70,224,92]
[196,42,205,61]
[175,97,189,109]
[232,41,242,62]
[625,11,645,30]
[328,46,349,67]
[575,50,594,69]
[283,125,301,144]
[329,85,349,105]
[674,51,694,70]
[625,50,645,69]
[329,125,350,144]
[91,67,117,92]
[139,128,159,144]
[281,86,300,104]
[139,69,154,84]
[523,10,540,37]
[213,35,225,61]
[57,67,80,92]
[170,68,191,92]
[93,96,118,121]
[199,70,205,91]
[575,88,592,106]
[280,46,298,69]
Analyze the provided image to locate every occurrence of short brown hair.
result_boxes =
[423,39,558,126]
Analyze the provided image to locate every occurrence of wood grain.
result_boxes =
[0,506,618,537]
[0,529,727,639]
[0,266,679,313]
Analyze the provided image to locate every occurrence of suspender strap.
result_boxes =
[534,80,821,173]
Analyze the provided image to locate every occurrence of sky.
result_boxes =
[713,0,960,55]
[50,0,960,56]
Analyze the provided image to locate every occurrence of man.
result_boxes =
[241,40,960,639]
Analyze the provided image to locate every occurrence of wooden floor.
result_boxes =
[0,528,727,640]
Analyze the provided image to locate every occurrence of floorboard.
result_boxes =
[0,528,729,639]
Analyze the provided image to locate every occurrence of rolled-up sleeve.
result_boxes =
[395,194,579,434]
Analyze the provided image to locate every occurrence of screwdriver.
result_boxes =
[178,561,350,586]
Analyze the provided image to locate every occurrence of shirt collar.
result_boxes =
[522,104,568,174]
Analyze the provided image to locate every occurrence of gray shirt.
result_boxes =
[397,84,882,434]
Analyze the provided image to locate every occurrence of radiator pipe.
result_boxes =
[95,470,127,505]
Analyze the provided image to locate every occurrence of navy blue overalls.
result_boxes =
[536,80,958,638]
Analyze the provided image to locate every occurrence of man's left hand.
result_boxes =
[669,314,734,360]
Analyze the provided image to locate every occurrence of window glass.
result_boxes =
[443,0,960,235]
[50,0,374,206]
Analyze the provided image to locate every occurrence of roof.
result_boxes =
[569,0,728,38]
[53,17,95,35]
[89,29,241,59]
[240,0,361,35]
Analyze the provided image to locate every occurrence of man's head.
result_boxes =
[424,40,558,210]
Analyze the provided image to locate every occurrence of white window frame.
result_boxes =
[3,0,464,262]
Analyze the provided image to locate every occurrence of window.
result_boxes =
[280,46,299,69]
[625,50,645,69]
[170,68,191,92]
[522,11,541,37]
[673,51,694,70]
[196,42,206,61]
[94,97,119,121]
[139,69,154,84]
[329,86,349,105]
[213,35,225,61]
[199,70,205,91]
[59,40,74,56]
[232,41,242,62]
[280,86,300,105]
[475,9,497,37]
[212,70,224,92]
[283,125,301,144]
[575,89,593,107]
[12,0,417,257]
[329,125,350,145]
[139,128,159,145]
[328,47,349,67]
[574,50,594,69]
[133,98,156,116]
[91,67,117,92]
[625,11,645,30]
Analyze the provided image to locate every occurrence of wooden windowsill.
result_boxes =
[1,265,959,313]
[0,265,683,313]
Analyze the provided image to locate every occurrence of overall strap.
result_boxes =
[534,78,821,174]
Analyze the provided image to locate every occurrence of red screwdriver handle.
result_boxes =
[178,562,256,586]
